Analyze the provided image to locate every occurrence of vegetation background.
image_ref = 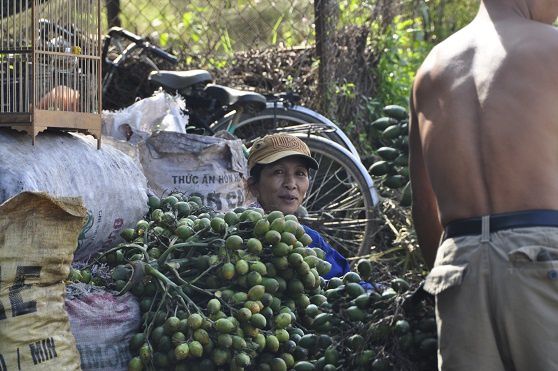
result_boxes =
[104,0,480,156]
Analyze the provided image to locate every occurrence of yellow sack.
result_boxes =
[0,192,87,370]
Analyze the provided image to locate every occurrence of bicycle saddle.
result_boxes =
[148,70,213,90]
[204,84,267,111]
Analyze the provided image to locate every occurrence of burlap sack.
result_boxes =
[0,192,86,370]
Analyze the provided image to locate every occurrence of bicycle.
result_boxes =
[102,27,379,256]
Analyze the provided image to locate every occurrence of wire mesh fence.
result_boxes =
[109,0,315,65]
[104,1,403,152]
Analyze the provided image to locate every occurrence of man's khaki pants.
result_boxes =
[424,224,558,371]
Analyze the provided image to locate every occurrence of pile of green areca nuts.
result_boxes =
[82,193,436,371]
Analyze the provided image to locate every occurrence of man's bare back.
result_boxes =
[409,0,558,266]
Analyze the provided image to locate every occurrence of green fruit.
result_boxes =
[173,201,191,217]
[394,319,411,335]
[233,352,251,367]
[346,282,365,298]
[254,218,271,237]
[217,334,233,348]
[345,306,366,322]
[384,174,407,189]
[250,313,267,329]
[147,195,161,209]
[194,329,210,345]
[312,313,333,328]
[254,333,266,351]
[248,285,266,301]
[129,333,146,352]
[309,294,327,306]
[247,238,263,254]
[270,357,287,371]
[188,340,203,357]
[164,316,181,335]
[324,347,339,365]
[377,146,399,161]
[298,334,318,349]
[262,277,279,294]
[139,343,152,363]
[293,361,315,371]
[224,211,239,226]
[187,313,203,329]
[221,263,236,280]
[281,231,297,246]
[356,349,376,366]
[210,217,227,234]
[354,293,371,309]
[391,277,410,292]
[357,259,373,278]
[172,331,186,346]
[382,124,402,139]
[274,312,292,329]
[236,307,252,322]
[231,291,248,305]
[235,259,249,275]
[120,228,136,242]
[343,271,361,284]
[383,104,408,120]
[400,181,412,207]
[287,279,304,296]
[299,233,313,246]
[288,252,304,267]
[394,153,408,166]
[369,160,391,176]
[275,328,290,342]
[370,116,398,131]
[265,230,282,245]
[211,348,230,366]
[246,271,262,286]
[207,298,222,314]
[381,287,398,300]
[226,235,243,250]
[371,357,391,371]
[266,335,280,352]
[272,242,291,256]
[160,195,179,210]
[215,318,235,333]
[250,261,267,275]
[128,356,142,371]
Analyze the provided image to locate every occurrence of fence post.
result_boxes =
[314,0,338,118]
[106,0,121,27]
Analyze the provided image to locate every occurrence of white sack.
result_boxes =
[0,129,149,262]
[102,91,187,144]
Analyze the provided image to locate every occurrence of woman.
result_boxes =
[246,133,350,279]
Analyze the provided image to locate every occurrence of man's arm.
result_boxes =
[408,87,443,269]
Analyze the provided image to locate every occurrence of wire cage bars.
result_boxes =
[0,0,102,147]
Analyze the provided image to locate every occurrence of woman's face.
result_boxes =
[250,157,310,215]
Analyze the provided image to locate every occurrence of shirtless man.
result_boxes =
[409,0,558,369]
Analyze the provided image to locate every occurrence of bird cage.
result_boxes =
[0,0,102,147]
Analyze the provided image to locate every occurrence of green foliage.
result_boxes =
[338,0,375,27]
[375,16,431,111]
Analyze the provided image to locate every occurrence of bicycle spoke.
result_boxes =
[306,169,351,208]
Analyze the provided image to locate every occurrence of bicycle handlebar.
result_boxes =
[105,27,178,64]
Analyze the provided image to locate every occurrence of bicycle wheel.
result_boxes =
[212,102,360,158]
[292,134,378,257]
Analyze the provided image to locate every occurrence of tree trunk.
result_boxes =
[314,0,338,118]
[106,0,121,28]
